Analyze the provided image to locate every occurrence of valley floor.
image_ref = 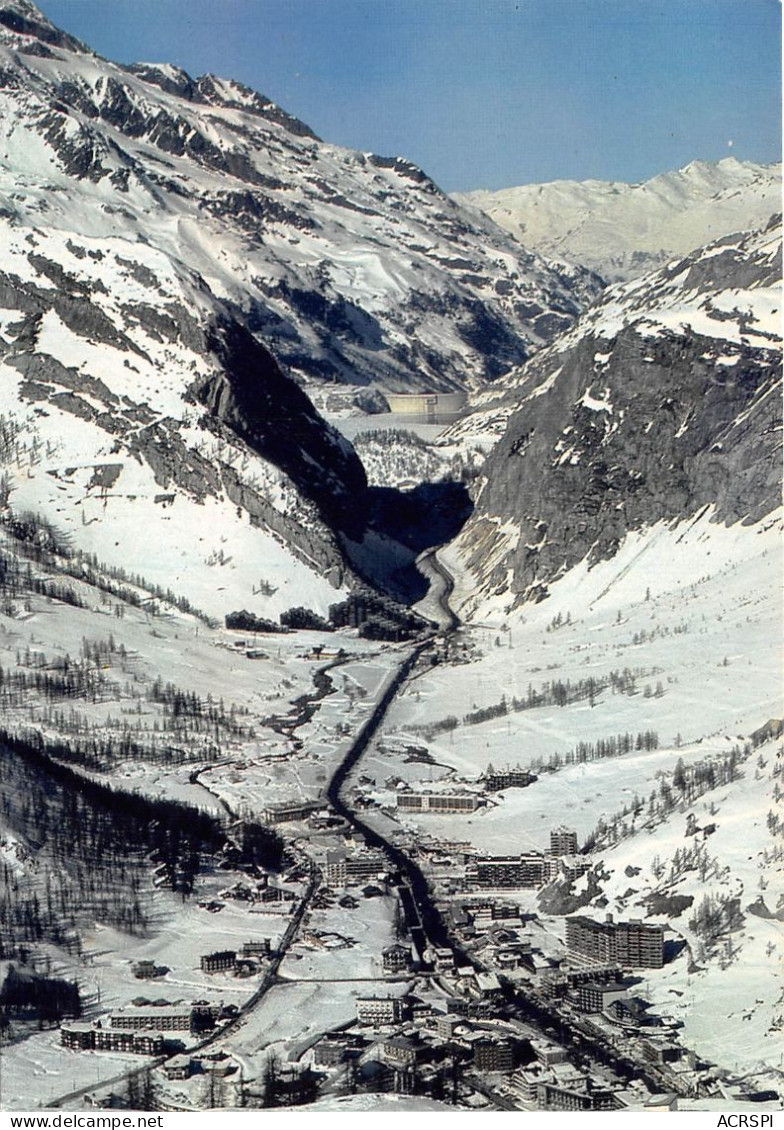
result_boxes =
[0,507,781,1112]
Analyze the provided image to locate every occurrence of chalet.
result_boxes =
[382,943,412,974]
[131,960,158,980]
[239,939,271,958]
[483,764,536,792]
[163,1055,193,1080]
[356,996,405,1025]
[381,1036,426,1068]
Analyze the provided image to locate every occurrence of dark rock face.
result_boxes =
[456,224,783,607]
[0,0,88,53]
[192,320,369,539]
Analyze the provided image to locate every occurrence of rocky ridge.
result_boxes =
[447,218,783,614]
[0,0,601,395]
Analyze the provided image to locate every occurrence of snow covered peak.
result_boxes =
[448,216,782,613]
[0,0,89,53]
[0,10,601,394]
[455,159,781,283]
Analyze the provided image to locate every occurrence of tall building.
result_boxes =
[550,827,579,855]
[474,1037,515,1072]
[565,915,664,969]
[467,853,558,888]
[201,950,236,973]
[324,848,387,886]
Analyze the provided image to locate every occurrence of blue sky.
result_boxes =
[39,0,781,192]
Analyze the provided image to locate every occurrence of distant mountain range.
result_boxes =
[454,158,781,282]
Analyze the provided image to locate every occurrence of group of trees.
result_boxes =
[0,965,82,1025]
[0,730,283,953]
[689,893,744,947]
[650,839,722,887]
[147,677,253,738]
[582,745,746,853]
[1,498,216,628]
[525,730,660,776]
[415,666,659,740]
[0,550,85,612]
[0,634,256,769]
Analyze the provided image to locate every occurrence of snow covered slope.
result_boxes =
[446,217,782,615]
[392,509,783,1084]
[455,158,781,283]
[0,0,600,396]
[0,208,379,618]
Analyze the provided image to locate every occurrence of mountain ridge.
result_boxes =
[446,216,782,616]
[454,157,781,283]
[0,0,601,396]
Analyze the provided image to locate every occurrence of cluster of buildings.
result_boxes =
[200,939,272,975]
[61,1024,165,1056]
[461,827,591,891]
[306,989,630,1107]
[61,1001,232,1055]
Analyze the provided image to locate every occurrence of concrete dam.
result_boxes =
[383,391,468,423]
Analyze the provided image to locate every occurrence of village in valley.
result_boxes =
[0,0,781,1117]
[1,506,780,1114]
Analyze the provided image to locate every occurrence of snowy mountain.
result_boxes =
[446,216,782,616]
[0,0,600,397]
[454,158,781,283]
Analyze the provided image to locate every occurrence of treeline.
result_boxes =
[1,641,253,766]
[582,745,745,853]
[415,667,657,739]
[147,677,253,738]
[0,729,283,952]
[527,730,660,775]
[0,551,85,610]
[1,505,217,627]
[1,712,190,772]
[0,659,116,707]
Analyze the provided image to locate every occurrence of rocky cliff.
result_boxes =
[449,218,782,613]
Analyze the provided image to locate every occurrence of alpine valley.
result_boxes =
[0,0,781,1117]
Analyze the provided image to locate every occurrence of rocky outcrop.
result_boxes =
[192,319,369,539]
